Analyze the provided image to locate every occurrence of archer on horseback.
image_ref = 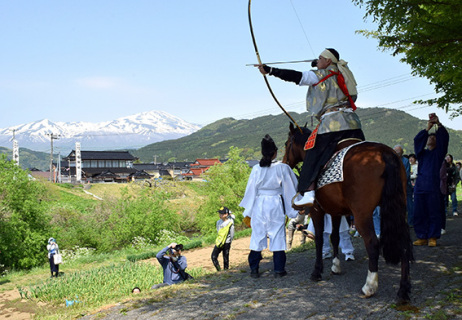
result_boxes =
[256,48,365,207]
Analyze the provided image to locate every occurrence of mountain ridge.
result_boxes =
[132,107,462,163]
[2,107,462,170]
[0,110,202,151]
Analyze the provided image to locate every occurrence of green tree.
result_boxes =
[353,0,462,115]
[99,188,179,251]
[0,155,50,269]
[195,147,251,235]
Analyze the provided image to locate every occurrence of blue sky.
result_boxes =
[1,0,460,131]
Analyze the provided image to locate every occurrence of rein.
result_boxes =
[284,133,302,176]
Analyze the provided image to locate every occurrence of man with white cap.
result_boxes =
[257,48,365,206]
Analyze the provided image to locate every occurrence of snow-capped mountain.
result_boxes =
[0,110,202,152]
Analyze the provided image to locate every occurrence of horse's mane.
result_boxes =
[293,126,311,146]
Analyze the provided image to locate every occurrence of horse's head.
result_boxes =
[282,122,311,169]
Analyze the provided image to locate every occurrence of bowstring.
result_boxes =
[248,0,303,133]
[289,0,316,57]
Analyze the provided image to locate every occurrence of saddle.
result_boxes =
[316,139,364,190]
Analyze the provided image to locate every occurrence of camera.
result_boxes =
[429,113,436,120]
[168,244,183,255]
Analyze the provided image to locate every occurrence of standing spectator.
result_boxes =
[445,154,459,217]
[394,145,413,226]
[372,206,381,238]
[304,214,355,261]
[240,134,299,278]
[211,206,235,271]
[413,114,449,247]
[440,161,448,234]
[409,154,418,187]
[408,154,418,226]
[47,238,59,278]
[151,243,188,289]
[287,210,308,250]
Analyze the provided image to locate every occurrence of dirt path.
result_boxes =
[0,233,306,320]
[83,217,462,320]
[146,233,306,271]
[0,289,30,320]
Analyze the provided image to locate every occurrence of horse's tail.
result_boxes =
[379,150,414,265]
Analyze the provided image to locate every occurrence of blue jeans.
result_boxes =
[248,250,286,273]
[373,206,381,236]
[445,191,458,215]
[407,187,414,226]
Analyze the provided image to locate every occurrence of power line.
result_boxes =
[357,73,412,91]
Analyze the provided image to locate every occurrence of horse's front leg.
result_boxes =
[330,215,341,275]
[310,205,324,281]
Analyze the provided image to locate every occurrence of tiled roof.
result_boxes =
[183,168,207,176]
[65,150,136,161]
[165,161,194,168]
[133,164,163,170]
[93,170,118,178]
[192,159,220,166]
[129,170,152,177]
[82,168,137,177]
[246,160,259,168]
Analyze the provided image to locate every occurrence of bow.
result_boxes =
[248,0,303,133]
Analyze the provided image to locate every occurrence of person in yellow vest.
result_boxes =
[211,206,235,271]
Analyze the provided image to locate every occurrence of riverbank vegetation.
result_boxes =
[0,148,252,317]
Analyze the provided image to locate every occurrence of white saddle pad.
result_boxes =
[317,141,366,189]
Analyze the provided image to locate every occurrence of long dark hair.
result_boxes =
[260,134,277,167]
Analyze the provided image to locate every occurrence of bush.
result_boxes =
[195,147,251,235]
[98,188,179,251]
[0,155,50,269]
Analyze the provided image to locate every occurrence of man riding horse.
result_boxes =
[257,48,365,206]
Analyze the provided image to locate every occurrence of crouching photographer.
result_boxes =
[151,242,192,290]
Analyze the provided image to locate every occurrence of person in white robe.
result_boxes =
[240,134,299,278]
[306,214,355,261]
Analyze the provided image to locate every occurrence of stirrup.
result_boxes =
[293,191,315,207]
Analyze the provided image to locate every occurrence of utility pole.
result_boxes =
[57,152,62,183]
[46,133,60,182]
[11,129,19,165]
[153,155,158,165]
[75,142,82,183]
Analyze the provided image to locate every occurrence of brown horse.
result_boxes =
[283,123,413,304]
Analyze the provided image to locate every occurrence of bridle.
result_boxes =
[284,133,301,175]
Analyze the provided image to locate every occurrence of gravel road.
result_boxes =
[82,216,462,320]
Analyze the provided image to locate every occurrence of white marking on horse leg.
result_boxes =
[361,270,378,297]
[331,257,341,274]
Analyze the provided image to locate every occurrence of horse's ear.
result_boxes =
[304,122,307,128]
[289,122,295,133]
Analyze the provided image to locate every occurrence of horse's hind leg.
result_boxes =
[330,215,341,275]
[310,205,325,281]
[354,212,380,297]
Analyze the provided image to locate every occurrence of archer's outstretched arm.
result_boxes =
[256,64,302,84]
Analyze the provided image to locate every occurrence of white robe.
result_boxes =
[240,162,298,251]
[307,214,354,255]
